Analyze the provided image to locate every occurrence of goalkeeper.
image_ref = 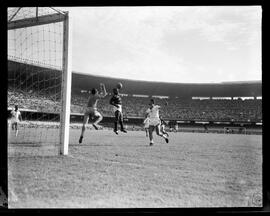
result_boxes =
[79,83,107,144]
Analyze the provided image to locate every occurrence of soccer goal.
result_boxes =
[7,7,72,155]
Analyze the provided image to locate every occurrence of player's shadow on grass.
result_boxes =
[69,143,114,147]
[7,155,62,159]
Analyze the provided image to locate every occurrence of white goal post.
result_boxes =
[60,10,72,155]
[8,7,72,155]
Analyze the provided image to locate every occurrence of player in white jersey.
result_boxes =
[10,105,22,137]
[145,99,169,146]
[79,83,107,144]
[143,117,150,137]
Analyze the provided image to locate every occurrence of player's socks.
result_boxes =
[79,136,83,144]
[162,133,168,138]
[119,121,127,133]
[92,124,99,130]
[114,122,120,134]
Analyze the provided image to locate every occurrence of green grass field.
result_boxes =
[8,127,262,208]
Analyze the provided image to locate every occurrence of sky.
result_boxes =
[43,6,262,83]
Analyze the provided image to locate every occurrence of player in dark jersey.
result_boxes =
[160,115,169,137]
[109,88,127,135]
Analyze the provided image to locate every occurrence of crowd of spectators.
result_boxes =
[160,98,262,122]
[8,88,262,122]
[8,87,61,113]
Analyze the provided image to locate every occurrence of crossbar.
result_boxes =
[8,13,66,30]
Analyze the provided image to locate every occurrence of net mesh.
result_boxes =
[8,7,66,156]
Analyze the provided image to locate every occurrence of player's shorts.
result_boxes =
[144,123,149,129]
[10,118,19,124]
[149,118,161,127]
[144,118,150,128]
[10,119,19,129]
[84,107,101,117]
[113,105,122,113]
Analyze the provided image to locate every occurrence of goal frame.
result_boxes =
[8,8,72,155]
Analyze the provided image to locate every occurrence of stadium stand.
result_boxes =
[8,87,262,122]
[7,60,262,123]
[8,87,61,113]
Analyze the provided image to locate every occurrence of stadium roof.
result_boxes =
[72,72,261,98]
[8,60,262,98]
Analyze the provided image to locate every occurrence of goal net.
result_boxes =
[7,7,72,156]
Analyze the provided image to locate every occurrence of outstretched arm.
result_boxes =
[99,83,107,98]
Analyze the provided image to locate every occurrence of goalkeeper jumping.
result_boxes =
[79,83,107,144]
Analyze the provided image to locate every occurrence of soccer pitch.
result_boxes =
[8,129,262,208]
